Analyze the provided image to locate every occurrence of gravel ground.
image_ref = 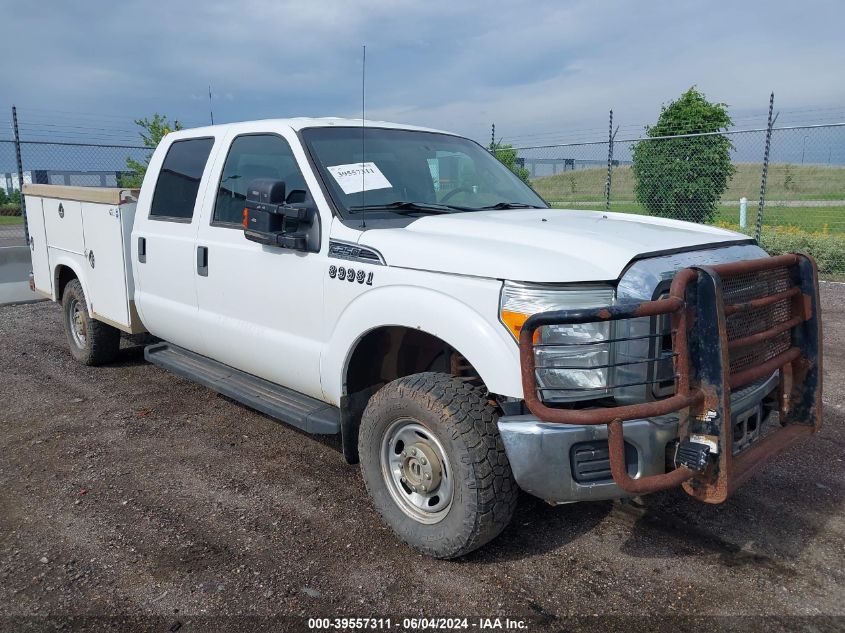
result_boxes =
[1,285,843,632]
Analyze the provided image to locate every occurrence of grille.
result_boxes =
[652,294,676,397]
[721,267,794,374]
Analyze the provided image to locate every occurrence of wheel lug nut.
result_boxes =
[420,457,427,465]
[411,448,417,456]
[425,473,431,480]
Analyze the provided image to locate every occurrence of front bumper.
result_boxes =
[499,415,678,504]
[499,373,779,504]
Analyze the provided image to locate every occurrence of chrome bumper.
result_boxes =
[499,372,780,505]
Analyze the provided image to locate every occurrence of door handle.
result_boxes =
[197,245,208,277]
[138,237,146,263]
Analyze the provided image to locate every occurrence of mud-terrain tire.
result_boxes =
[61,279,120,366]
[358,372,518,558]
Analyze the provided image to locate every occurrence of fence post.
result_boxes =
[755,92,775,242]
[605,109,614,211]
[12,105,29,246]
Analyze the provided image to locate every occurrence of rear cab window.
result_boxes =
[149,137,215,222]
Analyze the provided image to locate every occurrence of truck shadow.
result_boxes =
[111,334,162,368]
[216,395,345,454]
[109,343,149,367]
[614,414,843,569]
[463,494,613,563]
[468,407,841,565]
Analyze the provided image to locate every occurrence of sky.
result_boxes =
[2,0,845,146]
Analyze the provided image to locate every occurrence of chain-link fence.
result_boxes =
[0,138,148,247]
[520,121,845,279]
[2,106,844,278]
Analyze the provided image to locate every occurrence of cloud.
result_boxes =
[2,0,843,144]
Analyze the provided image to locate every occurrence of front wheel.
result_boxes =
[358,373,518,558]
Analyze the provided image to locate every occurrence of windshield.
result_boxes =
[301,126,547,218]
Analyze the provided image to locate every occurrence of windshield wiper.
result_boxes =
[348,201,463,215]
[477,202,544,210]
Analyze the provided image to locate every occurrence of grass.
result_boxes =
[533,163,845,202]
[547,201,845,234]
[534,163,845,234]
[0,215,23,225]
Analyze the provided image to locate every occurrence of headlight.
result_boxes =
[500,282,615,402]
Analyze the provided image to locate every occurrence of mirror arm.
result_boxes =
[275,234,308,250]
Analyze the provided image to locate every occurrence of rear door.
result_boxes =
[132,136,218,352]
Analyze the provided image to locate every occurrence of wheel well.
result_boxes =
[340,326,484,464]
[54,266,78,301]
[345,326,482,396]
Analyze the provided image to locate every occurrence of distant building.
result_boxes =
[1,170,133,194]
[520,158,631,179]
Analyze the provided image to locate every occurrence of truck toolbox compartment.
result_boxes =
[23,184,144,333]
[145,342,341,435]
[43,199,84,254]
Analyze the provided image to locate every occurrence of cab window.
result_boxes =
[213,134,309,226]
[149,137,214,221]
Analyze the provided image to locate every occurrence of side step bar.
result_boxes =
[144,342,340,435]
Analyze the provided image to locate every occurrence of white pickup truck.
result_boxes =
[24,118,823,558]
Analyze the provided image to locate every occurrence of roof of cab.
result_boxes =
[167,117,452,139]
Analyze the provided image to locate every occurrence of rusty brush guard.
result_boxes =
[518,253,823,503]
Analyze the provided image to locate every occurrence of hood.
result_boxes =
[357,208,751,283]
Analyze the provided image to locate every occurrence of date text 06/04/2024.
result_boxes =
[307,617,528,630]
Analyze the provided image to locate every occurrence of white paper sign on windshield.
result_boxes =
[326,162,392,195]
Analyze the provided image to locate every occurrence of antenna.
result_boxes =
[208,85,214,125]
[361,44,367,229]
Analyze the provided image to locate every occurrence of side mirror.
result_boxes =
[243,178,319,252]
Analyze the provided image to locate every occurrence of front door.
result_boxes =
[194,132,326,400]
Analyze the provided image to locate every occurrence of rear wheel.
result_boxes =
[358,372,517,558]
[62,279,120,366]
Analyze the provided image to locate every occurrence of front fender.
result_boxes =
[320,284,522,405]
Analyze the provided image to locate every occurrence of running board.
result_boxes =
[144,342,340,435]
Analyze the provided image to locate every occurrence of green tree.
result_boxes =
[0,188,8,205]
[121,114,183,187]
[489,141,531,184]
[632,87,735,223]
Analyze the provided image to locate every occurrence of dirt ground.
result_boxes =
[1,285,843,632]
